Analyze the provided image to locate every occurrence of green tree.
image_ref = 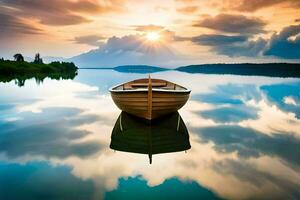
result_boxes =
[13,54,24,62]
[34,53,43,64]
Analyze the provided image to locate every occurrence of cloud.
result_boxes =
[264,24,300,59]
[194,14,266,34]
[73,35,106,47]
[39,14,91,26]
[216,38,267,57]
[176,6,199,14]
[0,0,124,26]
[132,24,186,44]
[70,34,178,67]
[191,34,248,46]
[133,24,165,32]
[190,23,300,58]
[0,13,42,38]
[191,34,266,57]
[102,35,146,52]
[223,0,300,12]
[175,0,197,3]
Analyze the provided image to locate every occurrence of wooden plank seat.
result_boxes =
[131,82,167,87]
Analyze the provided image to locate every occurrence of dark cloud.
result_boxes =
[73,35,106,47]
[191,34,266,57]
[102,35,145,52]
[191,34,248,46]
[39,14,90,26]
[264,24,300,59]
[0,0,124,26]
[190,23,300,58]
[0,13,42,38]
[194,14,266,34]
[176,6,199,14]
[216,38,267,57]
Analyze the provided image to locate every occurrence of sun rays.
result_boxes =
[146,32,160,41]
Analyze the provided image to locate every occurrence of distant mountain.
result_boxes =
[84,63,300,78]
[176,63,300,78]
[70,48,176,68]
[43,56,66,63]
[114,65,168,74]
[69,35,178,68]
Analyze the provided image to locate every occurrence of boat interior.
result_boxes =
[113,78,187,91]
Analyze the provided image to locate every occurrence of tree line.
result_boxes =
[12,53,43,64]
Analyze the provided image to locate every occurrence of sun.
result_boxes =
[146,32,160,41]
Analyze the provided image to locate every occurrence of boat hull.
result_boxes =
[111,90,190,120]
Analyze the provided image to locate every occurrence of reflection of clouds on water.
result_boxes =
[261,83,300,118]
[200,105,258,123]
[212,159,300,199]
[105,176,223,200]
[195,125,300,167]
[153,71,298,94]
[179,78,300,199]
[0,71,299,200]
[0,162,95,200]
[240,100,300,137]
[0,108,103,159]
[186,82,300,137]
[192,84,262,105]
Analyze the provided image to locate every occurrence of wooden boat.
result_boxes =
[110,111,191,164]
[109,76,191,120]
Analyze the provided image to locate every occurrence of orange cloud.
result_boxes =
[176,6,199,14]
[193,14,266,34]
[222,0,300,12]
[0,0,125,26]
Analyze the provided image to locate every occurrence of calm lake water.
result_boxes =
[0,69,299,200]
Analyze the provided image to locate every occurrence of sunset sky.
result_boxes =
[1,0,300,66]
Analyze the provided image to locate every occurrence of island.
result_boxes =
[176,63,300,78]
[0,58,78,86]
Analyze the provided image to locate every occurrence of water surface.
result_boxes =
[0,69,299,200]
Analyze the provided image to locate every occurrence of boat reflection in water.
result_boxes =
[110,111,191,164]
